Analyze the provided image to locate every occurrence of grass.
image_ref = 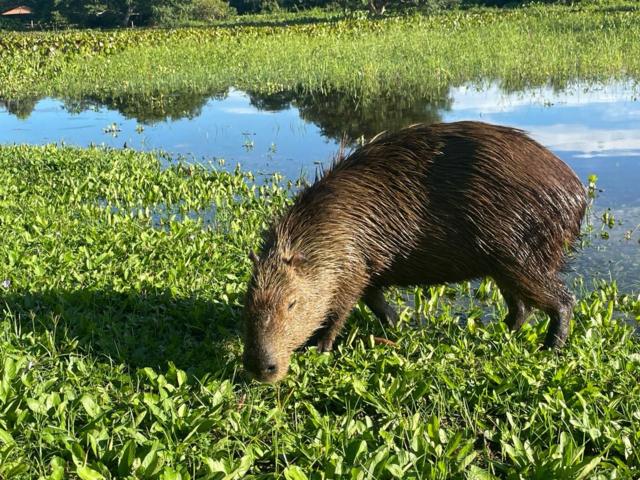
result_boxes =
[1,1,640,102]
[2,3,640,475]
[1,144,640,478]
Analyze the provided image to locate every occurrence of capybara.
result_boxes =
[243,121,587,383]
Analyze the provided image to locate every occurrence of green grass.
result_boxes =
[1,1,640,101]
[1,145,640,478]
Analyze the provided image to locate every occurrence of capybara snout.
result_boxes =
[243,121,587,382]
[242,341,282,383]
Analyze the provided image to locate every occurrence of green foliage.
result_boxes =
[0,144,639,477]
[154,0,237,25]
[0,17,23,30]
[2,0,639,27]
[229,0,278,14]
[191,0,237,19]
[0,0,229,28]
[52,0,178,27]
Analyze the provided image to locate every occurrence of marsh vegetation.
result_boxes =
[1,1,640,477]
[2,2,640,100]
[0,146,639,478]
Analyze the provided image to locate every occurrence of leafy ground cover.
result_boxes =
[1,145,639,478]
[1,1,640,101]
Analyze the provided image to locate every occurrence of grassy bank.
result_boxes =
[1,145,639,478]
[1,2,640,101]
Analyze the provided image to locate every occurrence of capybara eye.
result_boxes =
[288,300,297,310]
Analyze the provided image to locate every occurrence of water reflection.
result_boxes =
[0,87,454,175]
[61,89,230,124]
[0,97,39,120]
[1,82,639,290]
[2,83,638,158]
[245,89,450,140]
[0,87,451,142]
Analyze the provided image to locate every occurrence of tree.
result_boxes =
[51,0,183,27]
[191,0,236,20]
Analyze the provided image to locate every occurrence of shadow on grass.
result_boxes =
[1,288,244,379]
[213,13,347,29]
[0,14,349,33]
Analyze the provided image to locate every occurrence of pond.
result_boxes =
[1,81,639,291]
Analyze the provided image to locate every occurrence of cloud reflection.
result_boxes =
[525,125,640,155]
[447,82,640,156]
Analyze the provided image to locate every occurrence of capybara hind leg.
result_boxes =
[501,290,530,331]
[363,287,399,327]
[526,279,574,349]
[543,291,574,349]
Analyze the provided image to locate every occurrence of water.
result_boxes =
[1,82,639,291]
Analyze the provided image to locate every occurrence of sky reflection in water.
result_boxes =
[1,82,639,291]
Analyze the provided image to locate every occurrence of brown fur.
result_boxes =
[243,121,587,382]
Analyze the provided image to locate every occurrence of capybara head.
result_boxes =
[242,250,326,383]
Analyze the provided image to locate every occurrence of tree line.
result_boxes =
[0,0,574,28]
[1,0,235,26]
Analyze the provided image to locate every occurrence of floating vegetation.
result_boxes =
[103,122,122,136]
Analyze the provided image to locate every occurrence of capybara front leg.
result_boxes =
[316,311,345,353]
[363,287,399,327]
[316,292,363,352]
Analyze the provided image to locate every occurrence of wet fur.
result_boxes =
[244,121,587,382]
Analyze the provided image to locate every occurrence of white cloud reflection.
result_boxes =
[447,82,640,156]
[449,81,639,114]
[524,125,640,156]
[219,107,274,115]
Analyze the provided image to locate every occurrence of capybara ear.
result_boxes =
[249,250,260,265]
[285,251,307,268]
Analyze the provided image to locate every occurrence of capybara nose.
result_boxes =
[258,352,278,377]
[244,349,281,381]
[262,363,278,376]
